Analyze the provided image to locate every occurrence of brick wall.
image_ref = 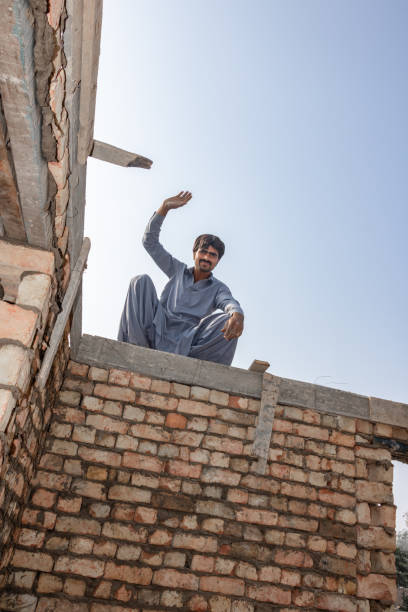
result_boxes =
[2,359,400,611]
[0,240,70,586]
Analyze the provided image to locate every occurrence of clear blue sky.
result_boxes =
[84,1,408,528]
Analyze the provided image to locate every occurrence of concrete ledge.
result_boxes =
[77,335,263,398]
[76,335,408,427]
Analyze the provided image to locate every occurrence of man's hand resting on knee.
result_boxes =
[222,312,244,341]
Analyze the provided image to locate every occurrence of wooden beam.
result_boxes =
[37,237,91,389]
[90,140,153,169]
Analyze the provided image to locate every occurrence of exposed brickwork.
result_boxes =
[2,361,401,610]
[0,241,70,588]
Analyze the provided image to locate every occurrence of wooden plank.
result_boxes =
[248,359,270,373]
[91,140,153,169]
[76,335,263,398]
[37,238,91,389]
[252,374,280,474]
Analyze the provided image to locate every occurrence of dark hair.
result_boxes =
[193,234,225,259]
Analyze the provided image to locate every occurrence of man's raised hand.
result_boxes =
[158,191,192,216]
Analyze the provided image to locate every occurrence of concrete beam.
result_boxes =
[0,0,52,248]
[77,335,263,398]
[90,140,153,169]
[252,374,280,474]
[76,335,408,428]
[77,0,103,165]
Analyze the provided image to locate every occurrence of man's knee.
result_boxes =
[129,274,153,289]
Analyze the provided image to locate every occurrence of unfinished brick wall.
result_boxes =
[0,240,70,585]
[3,359,401,611]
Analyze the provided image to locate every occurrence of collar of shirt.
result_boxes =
[186,266,214,285]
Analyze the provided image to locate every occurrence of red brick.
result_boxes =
[173,533,217,553]
[141,550,164,566]
[12,549,53,572]
[246,584,291,604]
[274,550,313,568]
[82,396,104,412]
[281,482,316,500]
[123,452,163,473]
[228,396,248,410]
[59,390,81,406]
[18,528,45,548]
[172,430,204,447]
[51,439,78,456]
[108,485,151,504]
[201,468,240,486]
[166,412,187,429]
[93,540,117,557]
[318,489,354,508]
[356,480,393,504]
[57,496,82,514]
[55,516,101,536]
[329,431,355,447]
[130,372,151,390]
[203,435,243,455]
[258,566,281,582]
[149,529,173,546]
[138,391,178,411]
[54,406,85,424]
[131,423,170,442]
[278,514,319,532]
[63,578,87,597]
[281,569,301,586]
[0,302,38,345]
[32,489,57,508]
[292,423,329,441]
[37,573,63,593]
[178,399,217,417]
[153,568,199,590]
[315,593,357,611]
[357,526,395,551]
[33,471,72,491]
[200,576,244,596]
[227,489,248,504]
[104,561,152,585]
[272,418,293,433]
[188,594,209,611]
[72,479,106,500]
[108,369,131,386]
[166,459,202,478]
[102,522,148,543]
[78,446,121,467]
[241,474,280,494]
[54,556,104,578]
[94,384,135,402]
[134,506,157,524]
[86,414,128,434]
[49,422,72,439]
[68,361,89,376]
[292,590,314,607]
[236,509,278,526]
[192,555,215,572]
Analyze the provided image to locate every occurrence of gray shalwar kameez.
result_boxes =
[118,213,244,365]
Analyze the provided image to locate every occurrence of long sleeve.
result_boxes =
[215,283,244,316]
[142,212,184,278]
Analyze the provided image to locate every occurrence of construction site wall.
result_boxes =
[2,356,401,612]
[0,240,70,586]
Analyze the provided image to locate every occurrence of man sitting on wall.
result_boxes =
[118,191,244,366]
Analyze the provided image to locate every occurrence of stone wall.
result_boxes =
[0,239,71,586]
[2,356,402,611]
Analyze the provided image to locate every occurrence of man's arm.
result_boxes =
[215,285,245,341]
[142,191,192,278]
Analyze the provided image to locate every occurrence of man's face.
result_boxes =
[193,245,219,274]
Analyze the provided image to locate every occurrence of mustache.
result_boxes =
[199,260,210,265]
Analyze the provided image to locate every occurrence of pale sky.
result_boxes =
[83,1,408,530]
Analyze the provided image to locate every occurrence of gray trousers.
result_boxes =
[118,275,237,366]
